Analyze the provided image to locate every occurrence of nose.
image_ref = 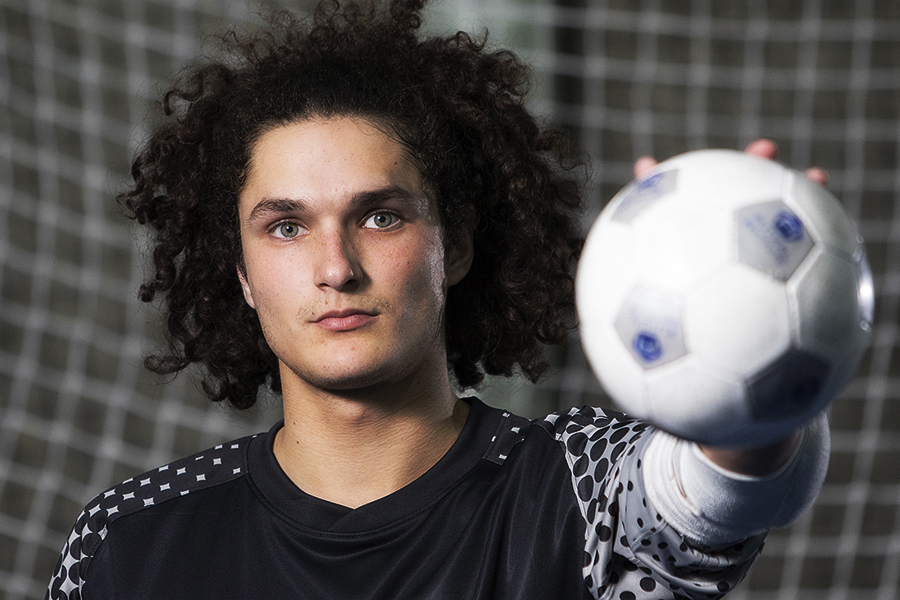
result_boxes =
[314,228,362,291]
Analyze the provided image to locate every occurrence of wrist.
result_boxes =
[699,430,802,477]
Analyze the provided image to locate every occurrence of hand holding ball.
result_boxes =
[576,150,873,447]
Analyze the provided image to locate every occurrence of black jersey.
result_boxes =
[46,399,762,599]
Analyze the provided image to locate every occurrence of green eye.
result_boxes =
[275,222,303,238]
[365,212,399,229]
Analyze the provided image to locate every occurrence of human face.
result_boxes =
[237,117,472,395]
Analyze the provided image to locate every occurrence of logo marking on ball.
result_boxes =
[614,286,686,369]
[774,210,804,242]
[637,172,665,192]
[612,170,678,224]
[633,331,663,362]
[737,201,814,281]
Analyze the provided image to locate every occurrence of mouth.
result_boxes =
[312,309,378,331]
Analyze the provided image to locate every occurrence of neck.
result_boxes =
[273,366,469,509]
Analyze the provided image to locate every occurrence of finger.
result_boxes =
[804,167,829,187]
[744,138,778,160]
[634,156,658,178]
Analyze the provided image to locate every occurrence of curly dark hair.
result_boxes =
[121,0,584,409]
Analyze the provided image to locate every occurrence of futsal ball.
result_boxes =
[576,149,874,447]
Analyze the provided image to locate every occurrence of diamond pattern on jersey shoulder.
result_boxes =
[91,438,251,521]
[46,434,256,600]
[483,411,531,465]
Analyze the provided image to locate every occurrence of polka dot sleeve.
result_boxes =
[540,406,764,600]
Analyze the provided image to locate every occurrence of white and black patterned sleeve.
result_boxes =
[45,438,252,600]
[540,406,764,600]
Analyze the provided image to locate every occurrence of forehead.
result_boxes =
[241,117,426,205]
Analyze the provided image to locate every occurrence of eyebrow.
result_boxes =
[246,186,422,223]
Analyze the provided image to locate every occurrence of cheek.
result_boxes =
[244,254,305,315]
[373,238,447,327]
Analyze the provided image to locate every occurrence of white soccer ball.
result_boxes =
[576,149,874,447]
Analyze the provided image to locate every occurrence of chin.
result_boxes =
[284,357,411,393]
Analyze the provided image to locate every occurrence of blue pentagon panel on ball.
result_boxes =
[736,200,815,282]
[613,286,686,369]
[610,169,678,224]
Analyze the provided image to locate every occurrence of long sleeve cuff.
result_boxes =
[642,412,830,549]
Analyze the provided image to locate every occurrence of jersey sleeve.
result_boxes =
[538,406,764,600]
[44,437,253,600]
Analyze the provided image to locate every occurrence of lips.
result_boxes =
[312,309,378,331]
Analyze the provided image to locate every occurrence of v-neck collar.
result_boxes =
[245,397,502,534]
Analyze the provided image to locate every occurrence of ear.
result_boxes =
[237,266,257,309]
[445,224,475,287]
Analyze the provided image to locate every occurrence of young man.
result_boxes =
[46,1,830,598]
